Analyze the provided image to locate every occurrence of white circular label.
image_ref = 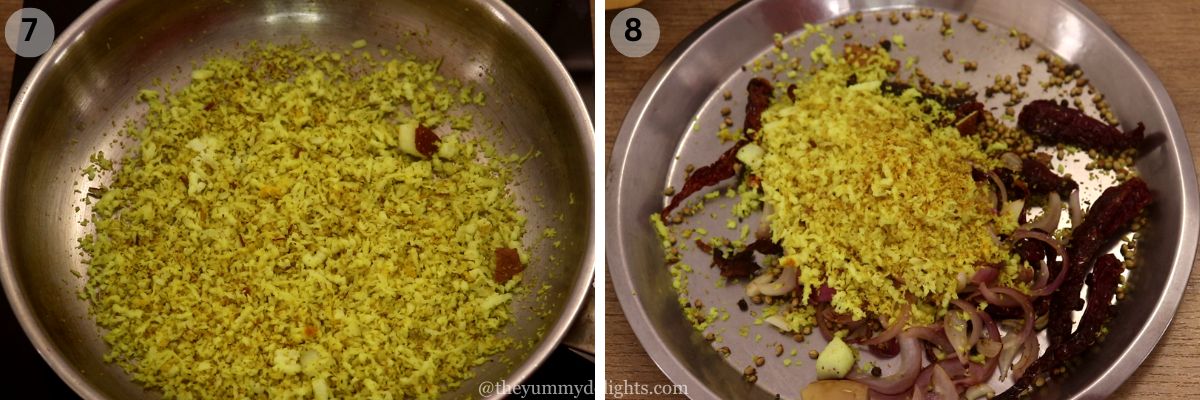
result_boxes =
[5,8,54,58]
[609,8,659,58]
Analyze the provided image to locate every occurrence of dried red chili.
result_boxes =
[1018,99,1144,151]
[661,78,773,220]
[1020,157,1078,197]
[743,77,773,135]
[1046,178,1151,347]
[996,254,1123,399]
[712,237,782,279]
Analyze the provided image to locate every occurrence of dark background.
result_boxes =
[2,1,594,398]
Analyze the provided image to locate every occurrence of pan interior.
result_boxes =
[0,0,593,399]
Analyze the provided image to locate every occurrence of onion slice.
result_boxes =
[1001,152,1024,171]
[756,203,773,240]
[911,363,962,399]
[910,365,933,400]
[931,364,959,400]
[976,311,1003,358]
[944,307,972,365]
[764,315,790,332]
[871,389,914,400]
[1068,188,1083,227]
[1008,229,1071,297]
[1020,191,1063,233]
[758,267,797,296]
[998,320,1024,381]
[849,333,925,395]
[1033,260,1050,291]
[745,272,776,297]
[865,305,910,346]
[978,284,1037,380]
[971,266,1000,285]
[1001,199,1025,222]
[906,325,954,354]
[983,286,1035,342]
[987,170,1009,211]
[965,384,996,400]
[1013,331,1041,379]
[951,300,984,355]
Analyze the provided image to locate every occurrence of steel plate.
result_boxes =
[607,0,1198,399]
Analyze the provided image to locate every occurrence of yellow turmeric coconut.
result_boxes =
[750,44,1017,327]
[80,41,528,399]
[655,41,1025,334]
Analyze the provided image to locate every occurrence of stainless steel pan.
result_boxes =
[608,0,1198,398]
[0,1,595,399]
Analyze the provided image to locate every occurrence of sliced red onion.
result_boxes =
[969,312,1002,386]
[1007,229,1070,297]
[976,283,1015,308]
[931,364,959,400]
[975,311,1002,358]
[943,308,971,365]
[986,286,1035,342]
[954,362,989,388]
[929,357,990,389]
[1035,260,1071,297]
[869,338,902,359]
[1033,260,1050,291]
[1020,191,1062,233]
[870,389,915,400]
[865,305,911,346]
[1013,332,1041,379]
[764,315,790,332]
[1001,199,1025,222]
[986,170,1009,212]
[815,284,836,303]
[745,272,776,297]
[815,303,835,341]
[755,203,773,240]
[1001,152,1024,171]
[951,300,984,354]
[1069,188,1083,227]
[970,266,1000,285]
[759,267,797,296]
[997,321,1023,381]
[906,325,954,355]
[965,383,996,400]
[849,333,924,395]
[910,365,934,400]
[979,284,1036,381]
